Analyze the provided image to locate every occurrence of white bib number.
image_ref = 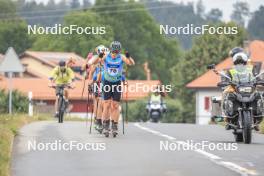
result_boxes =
[107,67,119,76]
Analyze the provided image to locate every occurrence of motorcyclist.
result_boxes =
[222,47,261,130]
[147,89,166,115]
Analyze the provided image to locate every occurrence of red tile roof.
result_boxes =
[0,78,160,101]
[22,51,85,67]
[186,40,264,89]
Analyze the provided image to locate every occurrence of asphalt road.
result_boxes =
[11,121,264,176]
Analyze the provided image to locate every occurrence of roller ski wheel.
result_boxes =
[111,122,118,138]
[112,131,118,138]
[104,130,110,137]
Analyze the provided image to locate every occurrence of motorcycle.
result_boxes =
[208,64,264,144]
[146,100,167,122]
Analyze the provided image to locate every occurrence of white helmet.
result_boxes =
[105,47,109,53]
[95,45,106,55]
[232,52,248,65]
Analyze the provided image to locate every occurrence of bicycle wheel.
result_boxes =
[58,97,64,123]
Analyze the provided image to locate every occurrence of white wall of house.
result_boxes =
[195,89,222,125]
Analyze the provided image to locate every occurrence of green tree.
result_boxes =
[0,0,16,15]
[70,0,80,9]
[82,0,91,8]
[31,11,114,57]
[248,5,264,40]
[93,0,182,82]
[0,0,32,54]
[231,1,250,27]
[206,8,222,22]
[0,20,32,54]
[0,89,28,113]
[146,0,206,49]
[196,0,205,18]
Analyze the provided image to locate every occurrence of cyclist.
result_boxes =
[49,60,75,117]
[89,41,135,136]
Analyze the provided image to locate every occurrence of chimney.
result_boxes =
[143,62,151,80]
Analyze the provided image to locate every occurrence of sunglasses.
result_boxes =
[112,50,120,54]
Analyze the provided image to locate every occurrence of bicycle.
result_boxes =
[50,84,72,123]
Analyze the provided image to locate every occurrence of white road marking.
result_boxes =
[134,123,258,176]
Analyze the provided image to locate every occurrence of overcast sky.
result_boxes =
[32,0,264,21]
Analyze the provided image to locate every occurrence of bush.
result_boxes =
[125,99,148,122]
[0,89,28,113]
[161,99,184,123]
[124,98,187,123]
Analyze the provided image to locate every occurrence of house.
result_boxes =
[0,50,161,116]
[0,77,160,116]
[20,51,86,78]
[186,40,264,125]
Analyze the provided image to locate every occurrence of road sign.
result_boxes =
[0,47,24,72]
[0,47,24,114]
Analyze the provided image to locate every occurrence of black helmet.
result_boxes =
[229,47,244,58]
[58,60,66,67]
[110,41,121,53]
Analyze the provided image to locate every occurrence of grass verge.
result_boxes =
[0,114,49,176]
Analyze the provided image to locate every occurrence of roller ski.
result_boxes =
[111,121,118,138]
[103,120,110,137]
[95,119,103,134]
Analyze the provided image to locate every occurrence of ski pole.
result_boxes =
[121,82,125,134]
[125,81,128,124]
[86,90,90,127]
[89,91,94,134]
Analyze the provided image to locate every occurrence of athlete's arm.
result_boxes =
[88,54,106,66]
[48,67,59,86]
[88,65,96,82]
[122,55,135,65]
[122,52,135,65]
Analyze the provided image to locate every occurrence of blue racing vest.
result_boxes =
[93,64,104,82]
[104,54,123,82]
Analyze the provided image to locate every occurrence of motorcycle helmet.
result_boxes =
[232,52,248,65]
[229,47,244,58]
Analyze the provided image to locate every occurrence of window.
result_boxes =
[204,97,211,111]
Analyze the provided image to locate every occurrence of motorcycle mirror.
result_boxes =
[207,64,216,70]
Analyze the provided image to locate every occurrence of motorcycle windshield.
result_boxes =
[232,65,253,84]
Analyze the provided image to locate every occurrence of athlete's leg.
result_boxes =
[97,98,103,120]
[111,100,120,123]
[110,81,122,133]
[102,99,111,121]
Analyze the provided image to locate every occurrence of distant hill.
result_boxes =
[145,1,206,49]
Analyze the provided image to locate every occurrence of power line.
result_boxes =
[0,4,181,21]
[0,1,169,17]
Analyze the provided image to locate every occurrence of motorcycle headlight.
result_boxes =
[238,87,253,93]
